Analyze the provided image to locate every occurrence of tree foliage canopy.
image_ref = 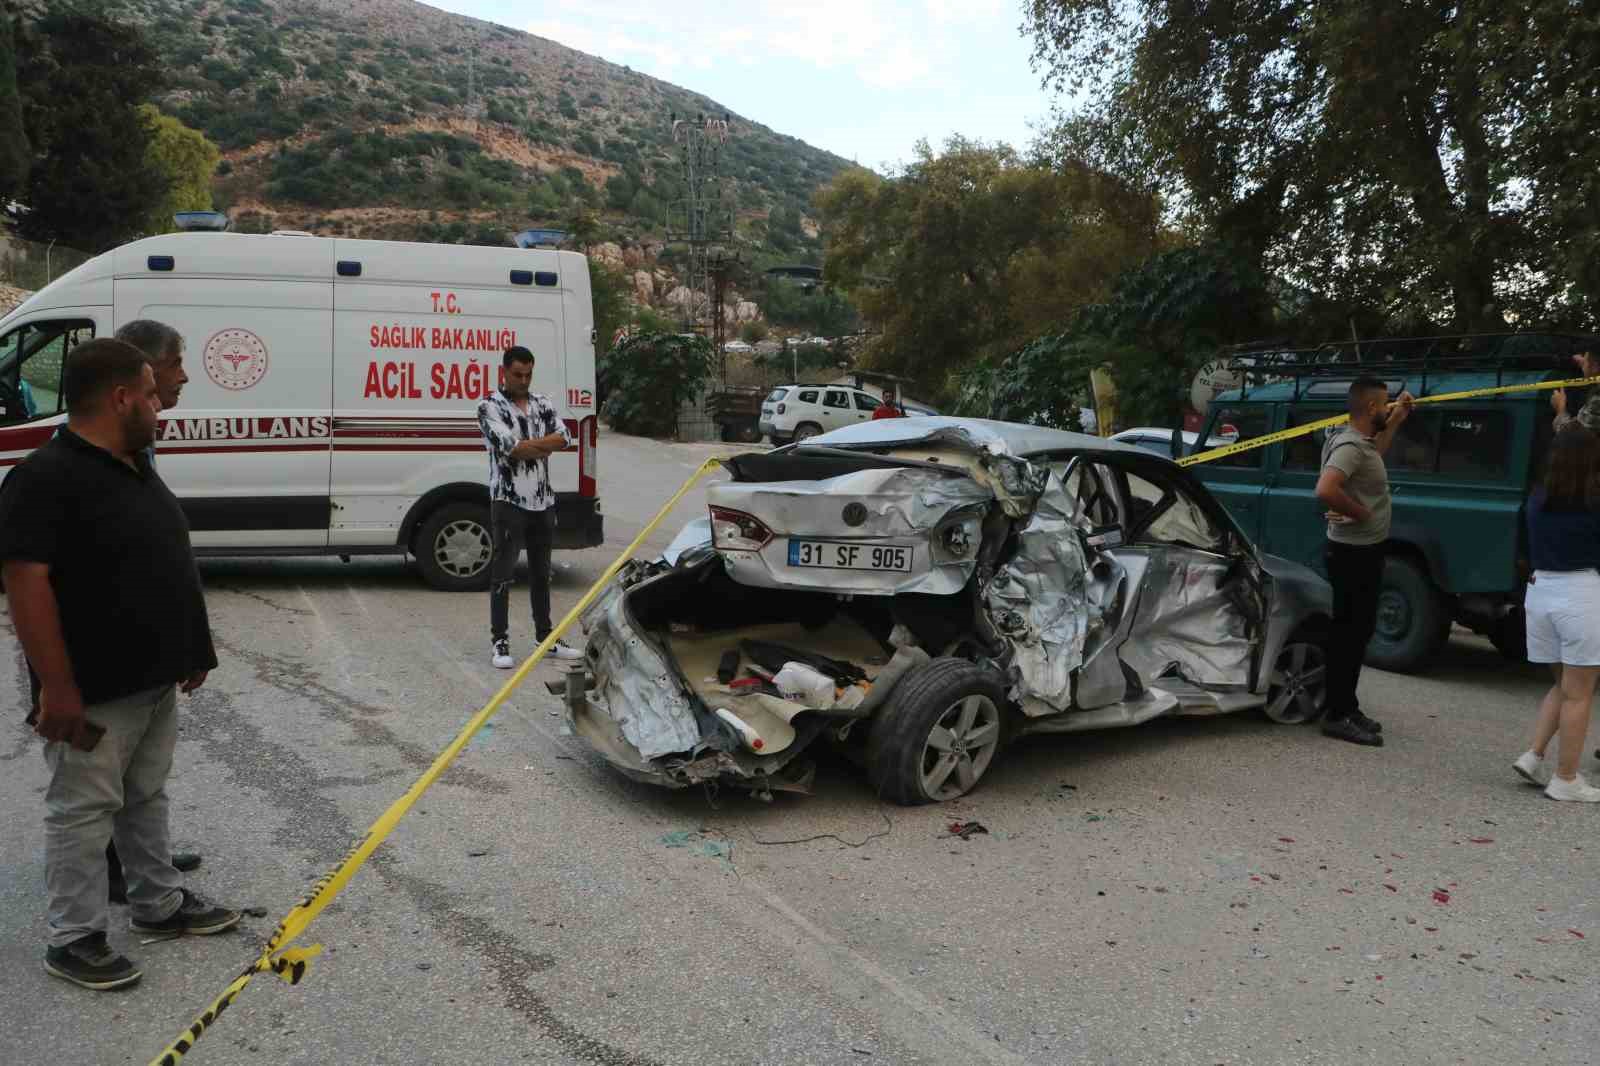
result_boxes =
[815,137,1164,399]
[139,105,220,234]
[0,15,29,206]
[955,244,1275,429]
[11,10,169,251]
[598,331,714,437]
[1024,0,1600,331]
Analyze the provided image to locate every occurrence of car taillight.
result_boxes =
[777,403,786,414]
[710,506,774,552]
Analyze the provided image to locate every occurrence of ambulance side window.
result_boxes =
[0,320,95,425]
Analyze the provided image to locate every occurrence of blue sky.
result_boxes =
[429,0,1059,172]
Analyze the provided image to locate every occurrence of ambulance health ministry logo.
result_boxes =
[203,327,269,391]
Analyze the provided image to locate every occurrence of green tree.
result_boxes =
[816,137,1162,399]
[0,15,28,205]
[604,172,635,211]
[956,244,1275,430]
[1025,0,1600,331]
[139,105,221,233]
[11,11,169,250]
[598,332,713,437]
[589,260,631,360]
[564,206,601,253]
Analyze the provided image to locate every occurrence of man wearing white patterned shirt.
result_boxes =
[476,346,582,668]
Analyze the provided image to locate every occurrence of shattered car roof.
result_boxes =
[791,416,1153,460]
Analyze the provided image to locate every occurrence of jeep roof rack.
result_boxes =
[1218,331,1600,400]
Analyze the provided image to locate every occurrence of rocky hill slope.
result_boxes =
[99,0,849,272]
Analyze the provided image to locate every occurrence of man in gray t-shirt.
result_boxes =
[1314,377,1414,747]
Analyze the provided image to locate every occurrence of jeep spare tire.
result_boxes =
[868,658,1009,805]
[1365,555,1450,673]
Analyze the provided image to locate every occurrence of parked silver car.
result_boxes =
[564,417,1332,804]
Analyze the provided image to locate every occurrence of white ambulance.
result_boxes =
[0,228,602,590]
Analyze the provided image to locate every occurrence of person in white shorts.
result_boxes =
[1515,426,1600,802]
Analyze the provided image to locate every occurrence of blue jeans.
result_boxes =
[43,685,184,947]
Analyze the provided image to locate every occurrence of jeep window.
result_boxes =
[797,390,819,403]
[1204,407,1271,468]
[823,390,849,409]
[1284,407,1439,473]
[854,392,879,411]
[0,319,95,425]
[1123,470,1226,552]
[1438,410,1509,479]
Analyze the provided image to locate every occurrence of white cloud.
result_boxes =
[525,0,983,92]
[526,18,689,70]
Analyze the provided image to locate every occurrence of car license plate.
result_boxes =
[787,540,912,572]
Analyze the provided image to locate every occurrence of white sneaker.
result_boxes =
[1514,750,1553,787]
[548,639,584,661]
[1545,773,1600,803]
[491,640,514,670]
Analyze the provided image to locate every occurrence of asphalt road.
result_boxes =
[2,430,1596,1066]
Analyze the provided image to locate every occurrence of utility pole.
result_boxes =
[666,111,736,341]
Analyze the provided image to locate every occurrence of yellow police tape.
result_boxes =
[149,455,727,1066]
[1176,373,1600,468]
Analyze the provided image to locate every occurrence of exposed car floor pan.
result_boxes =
[666,618,890,752]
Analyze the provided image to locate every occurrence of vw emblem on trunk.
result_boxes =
[842,502,868,527]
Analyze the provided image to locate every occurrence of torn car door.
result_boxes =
[1109,467,1266,690]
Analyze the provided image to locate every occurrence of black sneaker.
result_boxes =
[44,932,142,991]
[172,851,202,873]
[130,889,241,937]
[1350,711,1383,735]
[1323,717,1384,747]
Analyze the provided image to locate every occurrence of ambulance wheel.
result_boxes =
[415,502,493,592]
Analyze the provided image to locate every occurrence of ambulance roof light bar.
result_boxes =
[172,211,231,232]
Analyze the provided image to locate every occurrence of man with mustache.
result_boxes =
[1315,376,1415,747]
[0,339,238,991]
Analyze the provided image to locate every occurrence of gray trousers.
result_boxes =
[43,684,183,947]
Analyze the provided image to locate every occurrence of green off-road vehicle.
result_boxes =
[1184,333,1598,674]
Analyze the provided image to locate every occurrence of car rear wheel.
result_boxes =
[1365,556,1450,673]
[415,502,493,591]
[793,422,823,442]
[1264,631,1328,724]
[869,658,1009,805]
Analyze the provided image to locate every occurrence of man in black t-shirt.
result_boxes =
[0,339,239,991]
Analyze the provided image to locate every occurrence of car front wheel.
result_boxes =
[793,422,823,442]
[869,658,1009,805]
[1264,631,1327,724]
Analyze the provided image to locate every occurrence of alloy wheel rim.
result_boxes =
[1265,641,1328,724]
[920,694,1001,800]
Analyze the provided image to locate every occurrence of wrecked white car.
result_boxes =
[561,417,1333,804]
